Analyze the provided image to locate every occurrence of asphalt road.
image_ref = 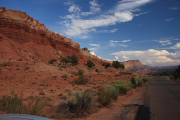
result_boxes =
[137,76,180,120]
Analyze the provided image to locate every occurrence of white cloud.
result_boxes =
[89,0,101,13]
[166,18,174,22]
[109,39,130,47]
[121,39,131,42]
[115,56,119,61]
[167,50,180,60]
[68,4,81,13]
[108,42,118,47]
[90,44,100,46]
[153,39,172,46]
[99,28,118,33]
[110,40,120,42]
[81,0,101,16]
[80,36,89,39]
[110,49,180,66]
[169,43,180,49]
[119,44,128,47]
[61,0,153,36]
[174,38,179,40]
[169,7,179,10]
[114,0,153,11]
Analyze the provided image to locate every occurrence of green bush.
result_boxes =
[114,80,132,94]
[131,76,138,88]
[74,75,89,85]
[142,77,150,83]
[97,87,112,106]
[49,59,57,64]
[68,55,79,66]
[95,69,99,73]
[102,62,111,69]
[131,77,144,88]
[61,57,71,63]
[17,58,23,61]
[98,86,118,106]
[57,89,95,118]
[0,93,45,116]
[114,84,128,95]
[86,60,95,68]
[137,78,143,87]
[112,61,124,69]
[107,86,119,100]
[62,75,68,78]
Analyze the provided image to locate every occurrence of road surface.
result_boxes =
[137,76,180,120]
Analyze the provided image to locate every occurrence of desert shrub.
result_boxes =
[86,60,95,68]
[26,96,46,115]
[112,61,124,69]
[57,89,95,118]
[0,93,25,114]
[61,57,71,63]
[142,76,150,83]
[107,86,119,100]
[62,75,68,78]
[74,75,89,85]
[114,80,132,94]
[131,76,138,88]
[78,69,84,75]
[49,59,57,64]
[68,55,79,66]
[95,68,99,73]
[0,93,45,116]
[114,85,129,95]
[17,58,23,61]
[97,87,112,106]
[131,77,144,88]
[137,78,143,87]
[102,62,111,69]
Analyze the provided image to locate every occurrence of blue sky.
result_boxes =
[1,0,180,66]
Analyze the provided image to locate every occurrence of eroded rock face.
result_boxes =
[123,60,147,71]
[0,7,80,52]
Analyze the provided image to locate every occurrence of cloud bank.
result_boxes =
[60,0,153,37]
[111,43,180,66]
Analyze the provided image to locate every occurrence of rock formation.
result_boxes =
[0,7,80,57]
[122,60,147,71]
[0,7,109,65]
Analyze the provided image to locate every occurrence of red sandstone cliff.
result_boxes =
[122,60,147,71]
[0,7,109,65]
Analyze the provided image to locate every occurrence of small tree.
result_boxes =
[112,61,124,69]
[102,62,111,69]
[86,60,95,68]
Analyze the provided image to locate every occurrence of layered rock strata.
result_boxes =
[0,7,80,58]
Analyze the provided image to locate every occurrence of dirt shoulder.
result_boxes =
[75,86,148,120]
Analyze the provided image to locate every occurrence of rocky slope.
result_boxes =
[0,7,109,65]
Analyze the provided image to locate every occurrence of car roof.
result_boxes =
[0,114,53,120]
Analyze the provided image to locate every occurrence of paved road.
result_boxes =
[138,76,180,120]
